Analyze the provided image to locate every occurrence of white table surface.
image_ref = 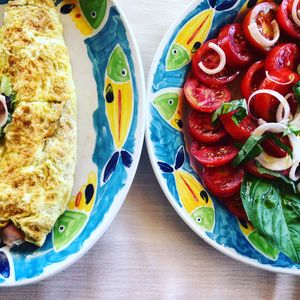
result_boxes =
[3,0,300,299]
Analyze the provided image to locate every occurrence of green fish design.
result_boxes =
[79,0,107,29]
[191,207,214,231]
[166,44,190,71]
[107,45,130,83]
[152,92,178,121]
[53,211,88,252]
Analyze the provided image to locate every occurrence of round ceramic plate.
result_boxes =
[146,0,300,274]
[0,0,145,286]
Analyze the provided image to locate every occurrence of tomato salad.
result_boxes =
[184,0,300,263]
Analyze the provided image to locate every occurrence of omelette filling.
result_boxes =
[0,0,77,247]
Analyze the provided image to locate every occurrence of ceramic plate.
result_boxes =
[0,0,145,286]
[146,0,300,274]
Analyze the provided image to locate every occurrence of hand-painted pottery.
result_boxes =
[0,0,145,286]
[146,0,300,274]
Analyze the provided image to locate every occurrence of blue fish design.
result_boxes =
[158,147,215,231]
[85,7,137,185]
[0,251,10,279]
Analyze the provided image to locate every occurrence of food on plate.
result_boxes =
[0,0,77,247]
[183,0,300,263]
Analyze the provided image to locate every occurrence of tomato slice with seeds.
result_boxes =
[241,60,265,100]
[190,140,238,167]
[188,110,227,144]
[202,165,244,198]
[192,39,240,86]
[277,0,300,39]
[217,23,253,68]
[265,43,300,71]
[220,111,257,142]
[184,74,231,113]
[218,194,248,220]
[253,68,300,121]
[243,2,279,52]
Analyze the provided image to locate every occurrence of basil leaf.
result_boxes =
[212,99,248,124]
[233,135,264,166]
[256,162,297,193]
[231,108,248,125]
[0,127,4,140]
[293,81,300,104]
[283,123,300,137]
[265,132,293,158]
[0,76,12,97]
[241,175,300,263]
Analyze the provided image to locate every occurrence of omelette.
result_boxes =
[0,0,77,246]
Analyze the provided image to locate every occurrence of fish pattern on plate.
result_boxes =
[148,0,300,271]
[0,0,142,285]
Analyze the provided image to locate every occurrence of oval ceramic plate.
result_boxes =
[0,0,145,286]
[146,0,300,274]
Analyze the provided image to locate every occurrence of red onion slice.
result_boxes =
[248,20,280,50]
[198,42,226,75]
[248,89,290,123]
[0,94,8,128]
[292,0,300,27]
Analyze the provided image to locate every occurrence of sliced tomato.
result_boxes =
[192,39,240,86]
[241,60,265,100]
[243,160,275,179]
[262,133,290,158]
[253,68,300,121]
[220,111,257,142]
[277,0,300,39]
[243,160,290,178]
[243,2,279,52]
[265,43,300,71]
[202,165,244,198]
[286,92,298,115]
[188,110,227,144]
[184,75,231,112]
[217,23,253,68]
[218,194,248,220]
[190,141,238,167]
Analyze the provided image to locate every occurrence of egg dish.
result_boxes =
[0,0,77,246]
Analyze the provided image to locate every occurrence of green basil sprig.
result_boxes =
[212,99,248,125]
[241,175,300,263]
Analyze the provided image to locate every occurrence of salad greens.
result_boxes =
[212,99,248,125]
[283,123,300,137]
[0,76,15,140]
[293,81,300,103]
[241,175,300,263]
[267,132,293,157]
[0,75,12,97]
[233,132,293,166]
[233,135,264,166]
[256,162,296,192]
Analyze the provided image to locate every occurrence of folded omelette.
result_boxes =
[0,0,77,246]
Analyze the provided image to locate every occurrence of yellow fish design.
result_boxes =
[166,9,214,71]
[53,172,97,252]
[57,0,93,36]
[102,44,133,183]
[239,219,279,260]
[152,88,184,131]
[158,147,215,231]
